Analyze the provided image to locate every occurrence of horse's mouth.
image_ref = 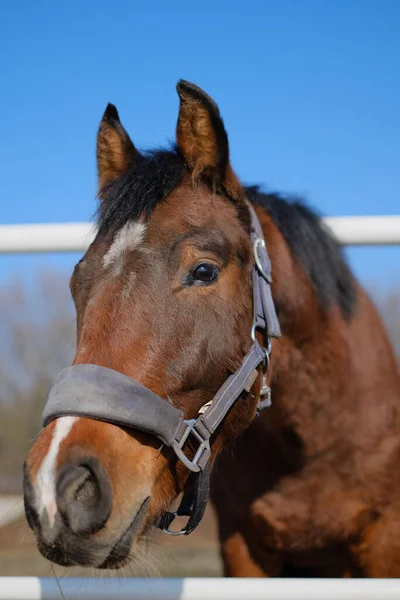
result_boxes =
[34,496,151,569]
[99,496,151,569]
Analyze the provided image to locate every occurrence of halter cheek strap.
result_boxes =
[42,204,280,535]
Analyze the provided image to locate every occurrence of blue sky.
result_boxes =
[1,0,399,290]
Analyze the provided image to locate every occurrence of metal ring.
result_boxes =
[251,324,272,359]
[162,511,188,536]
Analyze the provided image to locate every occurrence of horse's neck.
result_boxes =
[216,205,400,519]
[256,207,352,450]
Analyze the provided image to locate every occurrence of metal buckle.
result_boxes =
[253,237,272,282]
[259,372,272,406]
[257,348,272,412]
[172,419,211,473]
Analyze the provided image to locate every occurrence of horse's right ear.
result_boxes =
[96,104,140,196]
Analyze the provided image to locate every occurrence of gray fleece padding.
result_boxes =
[43,363,184,447]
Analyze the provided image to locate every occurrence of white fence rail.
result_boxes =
[0,216,400,254]
[2,578,400,600]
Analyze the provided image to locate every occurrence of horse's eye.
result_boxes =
[192,263,220,284]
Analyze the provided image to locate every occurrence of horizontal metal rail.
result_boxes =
[0,216,399,254]
[1,577,400,600]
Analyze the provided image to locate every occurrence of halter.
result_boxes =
[42,204,281,535]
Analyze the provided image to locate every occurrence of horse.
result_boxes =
[23,80,400,577]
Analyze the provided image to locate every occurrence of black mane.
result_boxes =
[97,150,355,319]
[97,148,185,236]
[245,186,356,319]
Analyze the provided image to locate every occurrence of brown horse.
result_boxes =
[24,81,400,577]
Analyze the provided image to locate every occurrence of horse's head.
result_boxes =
[24,81,267,568]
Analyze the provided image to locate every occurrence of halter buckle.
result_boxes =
[253,237,272,283]
[258,372,272,408]
[172,419,211,473]
[257,345,272,413]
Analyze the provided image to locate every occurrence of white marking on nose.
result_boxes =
[103,222,147,270]
[36,416,78,528]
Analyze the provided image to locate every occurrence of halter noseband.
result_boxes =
[42,204,280,535]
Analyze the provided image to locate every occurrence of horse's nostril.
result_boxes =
[63,465,96,503]
[56,456,112,535]
[74,469,96,501]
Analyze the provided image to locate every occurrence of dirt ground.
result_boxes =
[0,502,223,578]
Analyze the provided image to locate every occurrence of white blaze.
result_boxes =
[35,416,78,527]
[103,222,147,270]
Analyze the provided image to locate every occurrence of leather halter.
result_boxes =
[42,203,280,535]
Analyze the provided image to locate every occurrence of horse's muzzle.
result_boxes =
[23,456,120,567]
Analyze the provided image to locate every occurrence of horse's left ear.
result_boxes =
[176,80,240,197]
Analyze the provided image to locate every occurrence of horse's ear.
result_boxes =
[96,104,140,195]
[176,80,240,196]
